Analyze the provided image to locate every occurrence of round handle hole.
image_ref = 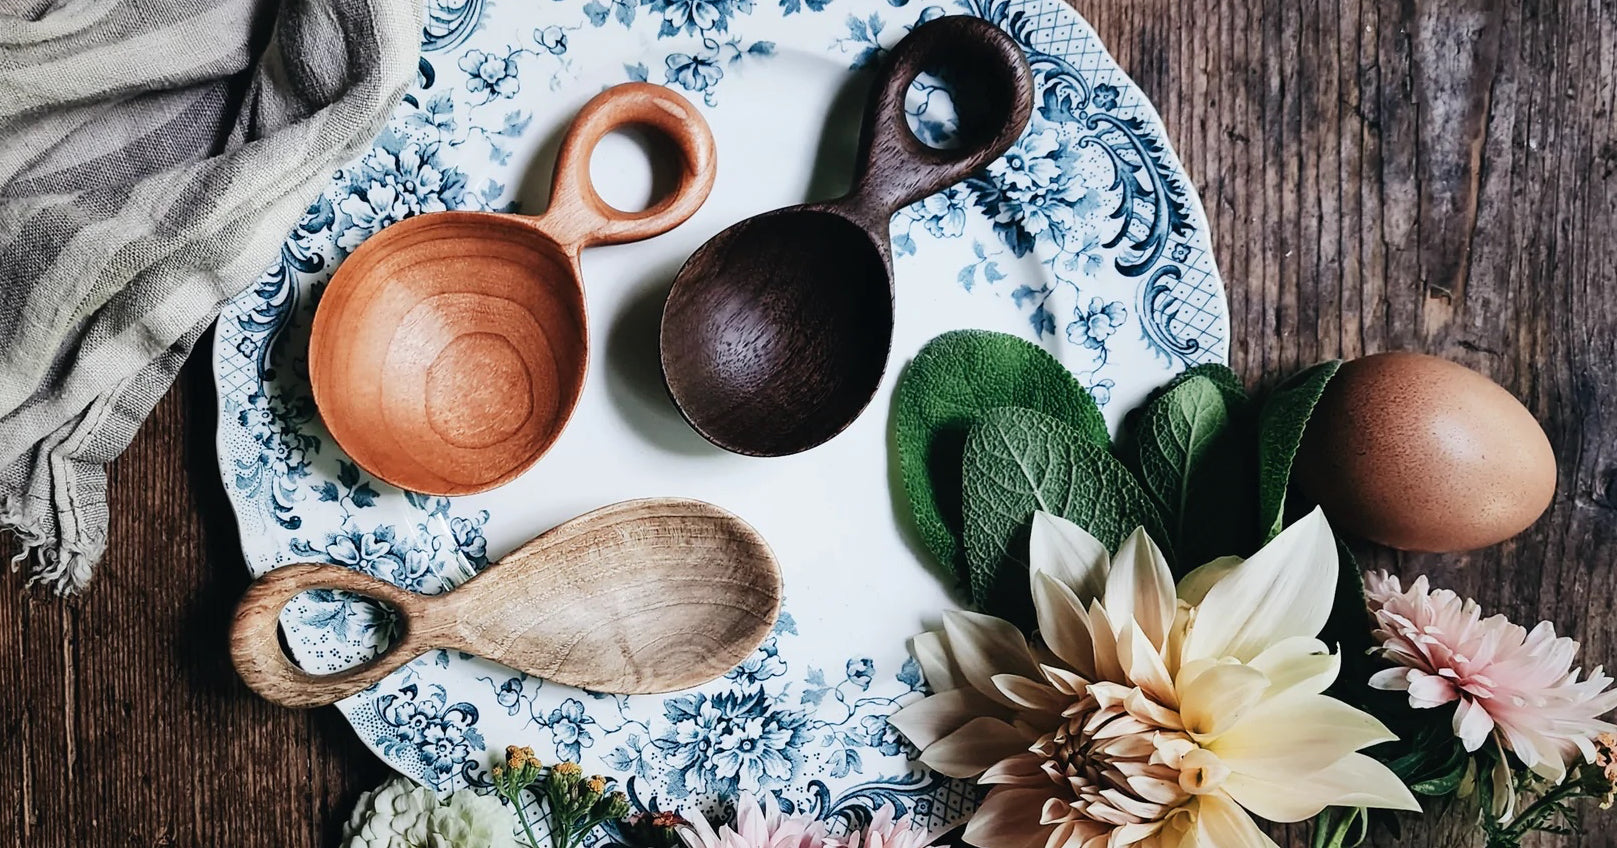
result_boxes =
[904,62,1010,152]
[286,588,403,672]
[906,70,963,150]
[588,125,684,214]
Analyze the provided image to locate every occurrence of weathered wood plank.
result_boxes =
[0,350,387,847]
[1082,0,1617,845]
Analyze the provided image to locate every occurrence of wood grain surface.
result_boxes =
[230,498,781,709]
[659,16,1033,457]
[309,82,715,496]
[3,0,1614,845]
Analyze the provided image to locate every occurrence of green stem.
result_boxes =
[577,814,614,839]
[512,799,544,848]
[1495,779,1586,842]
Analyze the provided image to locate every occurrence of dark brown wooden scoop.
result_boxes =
[310,83,716,495]
[230,498,782,709]
[659,17,1032,456]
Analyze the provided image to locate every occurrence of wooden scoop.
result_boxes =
[230,498,781,709]
[310,83,716,496]
[658,17,1032,457]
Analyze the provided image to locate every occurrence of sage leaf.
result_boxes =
[1164,362,1247,403]
[1256,360,1342,541]
[895,330,1108,581]
[1134,374,1255,570]
[961,407,1165,624]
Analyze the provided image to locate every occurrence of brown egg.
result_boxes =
[1292,351,1556,552]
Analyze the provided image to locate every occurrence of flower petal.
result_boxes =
[981,752,1048,785]
[1118,621,1177,708]
[991,673,1071,715]
[963,787,1053,848]
[1105,526,1177,648]
[1188,793,1279,848]
[889,688,1007,750]
[1032,571,1097,679]
[911,630,963,692]
[1221,752,1422,822]
[1086,601,1126,683]
[919,715,1035,778]
[680,802,723,848]
[1368,667,1412,691]
[943,611,1043,707]
[1182,508,1338,663]
[1178,661,1269,741]
[1407,670,1460,708]
[1175,557,1241,606]
[1453,697,1496,752]
[1208,693,1398,781]
[1030,511,1110,604]
[1247,637,1340,700]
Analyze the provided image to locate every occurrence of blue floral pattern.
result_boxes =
[459,49,523,99]
[212,0,1228,830]
[375,683,488,785]
[878,0,1225,386]
[335,130,475,250]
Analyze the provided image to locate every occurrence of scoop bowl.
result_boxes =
[658,16,1033,456]
[308,82,716,494]
[660,207,893,455]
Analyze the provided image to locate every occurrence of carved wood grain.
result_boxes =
[659,16,1035,457]
[309,83,716,496]
[229,498,782,709]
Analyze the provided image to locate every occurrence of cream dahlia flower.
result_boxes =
[890,508,1419,848]
[1366,572,1617,783]
[679,793,829,848]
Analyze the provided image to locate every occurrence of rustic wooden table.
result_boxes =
[3,0,1613,845]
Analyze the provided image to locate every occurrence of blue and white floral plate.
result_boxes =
[212,0,1228,830]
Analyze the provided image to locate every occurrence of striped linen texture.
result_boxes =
[0,0,421,592]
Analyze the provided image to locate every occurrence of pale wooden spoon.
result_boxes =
[230,498,782,709]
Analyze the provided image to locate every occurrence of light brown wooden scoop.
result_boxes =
[309,83,716,496]
[230,498,782,709]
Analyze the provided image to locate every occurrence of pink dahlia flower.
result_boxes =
[1366,572,1617,781]
[825,804,938,848]
[678,793,828,848]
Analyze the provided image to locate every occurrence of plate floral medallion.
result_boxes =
[212,0,1228,833]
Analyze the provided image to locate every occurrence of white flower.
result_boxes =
[988,128,1066,191]
[343,776,436,848]
[890,508,1420,848]
[342,777,518,848]
[428,789,521,848]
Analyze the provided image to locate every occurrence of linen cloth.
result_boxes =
[0,0,421,592]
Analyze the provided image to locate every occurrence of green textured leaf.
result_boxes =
[1134,375,1256,570]
[1257,360,1342,540]
[1115,362,1244,474]
[894,330,1108,582]
[961,407,1166,624]
[1164,362,1247,403]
